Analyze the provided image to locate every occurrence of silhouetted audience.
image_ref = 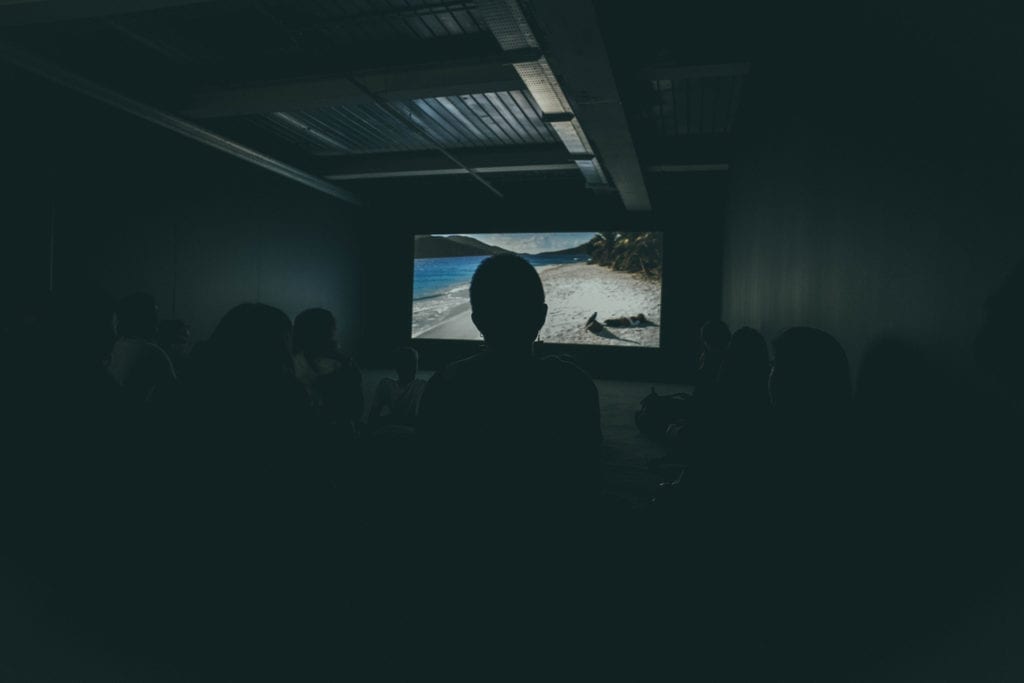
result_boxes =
[14,260,1023,682]
[769,325,852,418]
[165,303,345,670]
[292,307,363,436]
[410,254,606,664]
[418,253,602,513]
[663,319,736,454]
[368,346,426,433]
[656,325,857,679]
[0,288,159,669]
[714,326,770,414]
[107,292,176,403]
[694,319,731,401]
[757,326,856,674]
[657,327,769,487]
[187,302,307,425]
[179,302,314,495]
[663,326,770,496]
[157,318,191,377]
[842,260,1024,678]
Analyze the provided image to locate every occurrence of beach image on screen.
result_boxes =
[411,232,663,347]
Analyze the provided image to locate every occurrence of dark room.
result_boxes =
[1,0,1022,679]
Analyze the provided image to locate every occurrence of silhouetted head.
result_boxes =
[116,292,159,340]
[395,347,419,384]
[700,320,731,353]
[976,260,1024,402]
[208,303,294,383]
[717,326,770,408]
[293,308,337,360]
[770,327,851,415]
[470,254,547,351]
[725,327,769,364]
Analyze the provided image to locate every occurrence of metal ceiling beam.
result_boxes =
[327,163,576,180]
[181,57,534,119]
[475,0,610,190]
[0,39,359,205]
[521,0,651,211]
[0,0,218,26]
[318,143,572,179]
[317,145,730,180]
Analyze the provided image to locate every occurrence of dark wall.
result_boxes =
[0,70,55,304]
[353,171,729,380]
[0,68,364,350]
[721,3,1024,384]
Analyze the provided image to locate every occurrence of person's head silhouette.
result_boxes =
[209,303,294,383]
[470,254,547,353]
[701,320,731,353]
[770,326,851,416]
[717,326,770,408]
[293,308,338,360]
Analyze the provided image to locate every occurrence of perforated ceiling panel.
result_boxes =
[241,89,557,155]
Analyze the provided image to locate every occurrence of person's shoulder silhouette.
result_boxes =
[109,292,176,403]
[418,255,601,494]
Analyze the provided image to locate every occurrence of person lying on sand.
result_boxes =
[586,312,649,332]
[605,313,648,328]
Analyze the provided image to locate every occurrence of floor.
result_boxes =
[362,369,689,506]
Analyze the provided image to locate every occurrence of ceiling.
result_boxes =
[0,0,750,211]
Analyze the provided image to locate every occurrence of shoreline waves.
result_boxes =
[413,262,661,347]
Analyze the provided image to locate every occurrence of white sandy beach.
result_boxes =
[415,262,662,347]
